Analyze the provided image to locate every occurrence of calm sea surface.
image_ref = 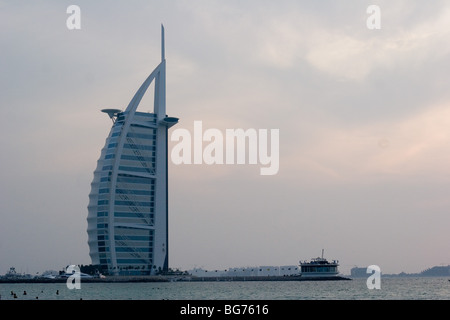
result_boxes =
[0,277,449,300]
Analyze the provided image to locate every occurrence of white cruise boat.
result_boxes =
[299,250,339,277]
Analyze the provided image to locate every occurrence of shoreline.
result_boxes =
[0,275,351,284]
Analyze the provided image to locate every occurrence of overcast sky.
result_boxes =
[1,0,450,275]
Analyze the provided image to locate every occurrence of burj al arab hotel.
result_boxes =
[87,26,178,276]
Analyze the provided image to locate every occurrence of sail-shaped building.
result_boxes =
[87,26,178,276]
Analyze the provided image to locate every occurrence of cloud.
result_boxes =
[304,5,450,81]
[282,102,450,184]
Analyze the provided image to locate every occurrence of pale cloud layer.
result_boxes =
[305,7,450,81]
[286,102,450,184]
[1,0,450,275]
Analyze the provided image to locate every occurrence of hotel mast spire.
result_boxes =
[161,24,165,62]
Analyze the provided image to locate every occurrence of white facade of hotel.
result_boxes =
[87,26,178,275]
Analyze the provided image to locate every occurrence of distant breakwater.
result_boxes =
[0,275,351,284]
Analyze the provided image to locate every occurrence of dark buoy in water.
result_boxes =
[23,291,27,295]
[56,290,59,295]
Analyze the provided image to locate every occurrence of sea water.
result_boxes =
[0,277,448,300]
